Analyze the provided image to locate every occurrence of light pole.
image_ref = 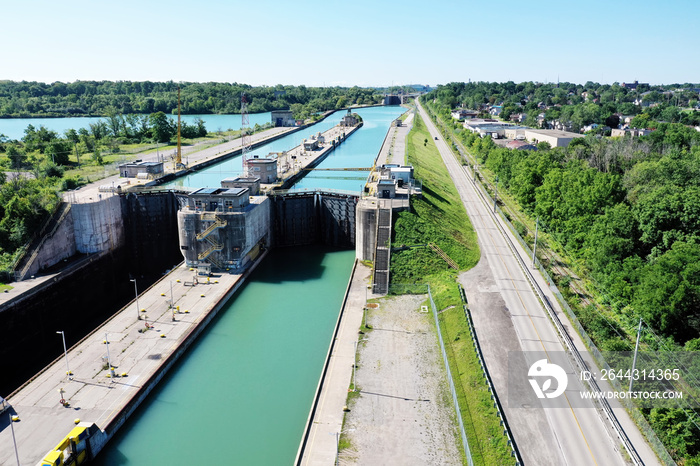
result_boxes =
[493,176,499,213]
[56,331,72,379]
[3,398,20,466]
[130,279,140,320]
[629,318,643,393]
[105,332,115,379]
[532,217,539,269]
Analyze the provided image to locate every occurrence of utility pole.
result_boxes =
[532,217,539,269]
[629,318,643,393]
[105,333,115,379]
[493,177,499,213]
[9,411,20,466]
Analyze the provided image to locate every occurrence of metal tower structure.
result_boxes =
[241,92,251,175]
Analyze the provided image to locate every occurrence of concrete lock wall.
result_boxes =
[243,198,271,253]
[22,205,77,278]
[1,192,185,395]
[0,250,133,395]
[72,195,124,254]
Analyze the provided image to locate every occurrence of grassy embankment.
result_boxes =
[389,113,515,465]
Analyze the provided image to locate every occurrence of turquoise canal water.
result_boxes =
[0,113,272,141]
[165,106,407,192]
[94,247,355,465]
[94,105,405,465]
[97,247,355,466]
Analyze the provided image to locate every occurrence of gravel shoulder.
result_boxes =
[340,294,462,465]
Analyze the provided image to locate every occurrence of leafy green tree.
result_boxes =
[648,408,700,459]
[6,145,24,169]
[633,242,700,342]
[35,160,64,178]
[630,113,653,129]
[46,140,71,165]
[22,125,58,153]
[583,204,639,275]
[536,141,551,151]
[149,112,176,143]
[92,147,103,165]
[194,117,207,137]
[634,186,700,254]
[64,128,79,144]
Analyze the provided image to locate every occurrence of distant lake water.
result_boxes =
[0,113,273,141]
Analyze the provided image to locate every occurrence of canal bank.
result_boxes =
[0,253,269,465]
[93,246,356,465]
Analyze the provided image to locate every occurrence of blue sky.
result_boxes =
[4,0,698,86]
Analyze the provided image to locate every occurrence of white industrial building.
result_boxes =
[523,129,584,148]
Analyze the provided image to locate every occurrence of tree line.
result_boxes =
[0,81,384,120]
[432,81,700,131]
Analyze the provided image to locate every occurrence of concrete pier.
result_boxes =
[0,253,267,465]
[273,123,362,190]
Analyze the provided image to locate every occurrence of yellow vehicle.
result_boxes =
[41,424,97,466]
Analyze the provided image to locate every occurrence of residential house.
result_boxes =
[489,105,503,116]
[610,128,652,138]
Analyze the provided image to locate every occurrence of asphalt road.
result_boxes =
[416,101,629,466]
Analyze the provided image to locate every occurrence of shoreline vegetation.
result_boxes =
[0,80,419,121]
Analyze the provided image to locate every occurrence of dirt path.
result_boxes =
[340,294,462,465]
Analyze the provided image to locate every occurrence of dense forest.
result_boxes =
[426,82,700,464]
[0,80,386,121]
